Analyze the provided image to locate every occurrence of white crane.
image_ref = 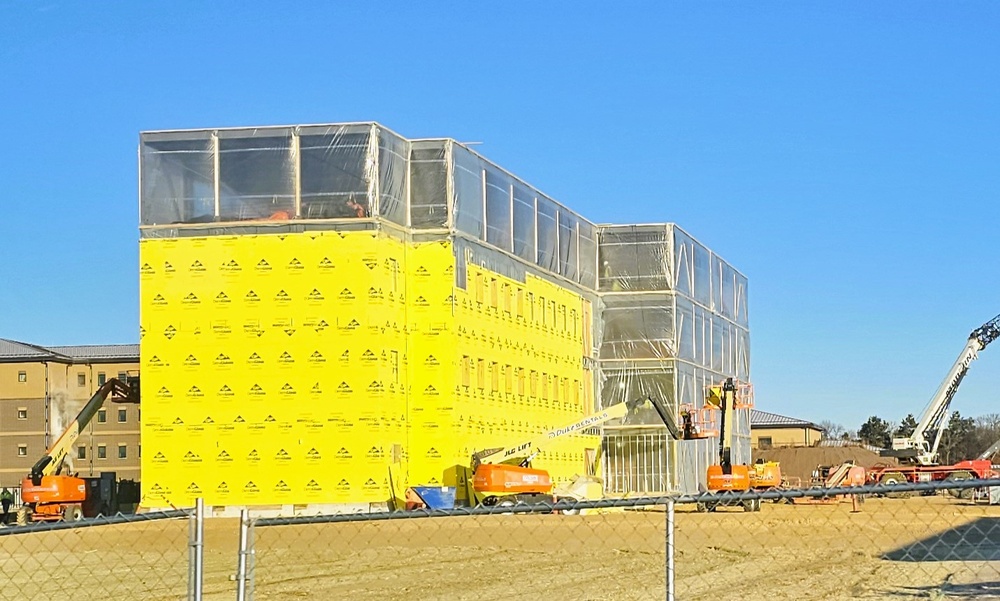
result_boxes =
[886,313,1000,466]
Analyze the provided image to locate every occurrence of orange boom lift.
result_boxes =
[18,377,140,524]
[700,378,767,512]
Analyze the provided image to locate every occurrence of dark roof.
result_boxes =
[751,409,824,431]
[47,344,140,362]
[0,339,138,364]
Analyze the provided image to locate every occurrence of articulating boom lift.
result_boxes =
[408,395,697,509]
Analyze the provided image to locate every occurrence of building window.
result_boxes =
[17,444,27,457]
[17,408,27,420]
[118,371,127,381]
[118,444,127,459]
[97,409,107,424]
[477,359,485,389]
[97,445,107,459]
[118,409,127,423]
[97,372,106,386]
[758,437,773,450]
[77,373,86,387]
[138,444,141,458]
[17,371,26,383]
[461,356,471,387]
[78,446,86,459]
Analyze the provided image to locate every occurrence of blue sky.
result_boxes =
[1,2,998,429]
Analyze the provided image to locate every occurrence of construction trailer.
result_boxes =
[138,122,751,512]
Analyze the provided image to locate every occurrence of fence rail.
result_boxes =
[1,480,999,599]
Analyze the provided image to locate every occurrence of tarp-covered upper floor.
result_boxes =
[140,122,598,289]
[139,122,746,297]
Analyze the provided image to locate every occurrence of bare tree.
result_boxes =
[818,420,844,439]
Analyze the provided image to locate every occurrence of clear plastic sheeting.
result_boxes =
[598,225,672,292]
[558,211,578,281]
[599,363,675,427]
[140,123,385,226]
[452,144,485,239]
[535,196,559,272]
[484,167,512,250]
[409,141,448,229]
[140,131,215,225]
[512,183,535,262]
[675,438,719,494]
[217,128,296,221]
[597,222,751,494]
[578,221,598,290]
[299,124,373,219]
[600,294,675,360]
[377,129,408,225]
[141,123,601,290]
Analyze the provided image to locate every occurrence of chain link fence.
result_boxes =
[0,509,193,601]
[1,481,1000,600]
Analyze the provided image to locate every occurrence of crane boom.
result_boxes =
[29,378,139,485]
[887,313,1000,465]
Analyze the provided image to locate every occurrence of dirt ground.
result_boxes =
[1,495,999,600]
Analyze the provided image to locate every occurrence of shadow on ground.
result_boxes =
[887,581,1000,599]
[883,517,1000,562]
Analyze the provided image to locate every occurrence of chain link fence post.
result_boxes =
[188,498,204,601]
[666,497,675,601]
[237,508,255,601]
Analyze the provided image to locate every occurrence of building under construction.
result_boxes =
[138,122,749,511]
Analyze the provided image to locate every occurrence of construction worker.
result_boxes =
[0,488,13,524]
[346,197,367,218]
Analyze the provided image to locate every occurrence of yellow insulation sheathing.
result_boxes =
[140,230,595,508]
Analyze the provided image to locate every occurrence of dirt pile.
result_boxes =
[755,445,898,484]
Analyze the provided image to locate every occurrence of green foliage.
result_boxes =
[894,414,918,438]
[854,411,1000,463]
[858,416,891,448]
[938,411,976,465]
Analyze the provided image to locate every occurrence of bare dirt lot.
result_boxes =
[1,495,999,600]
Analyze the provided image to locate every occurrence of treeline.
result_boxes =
[820,413,1000,464]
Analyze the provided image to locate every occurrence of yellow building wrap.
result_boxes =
[139,230,596,509]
